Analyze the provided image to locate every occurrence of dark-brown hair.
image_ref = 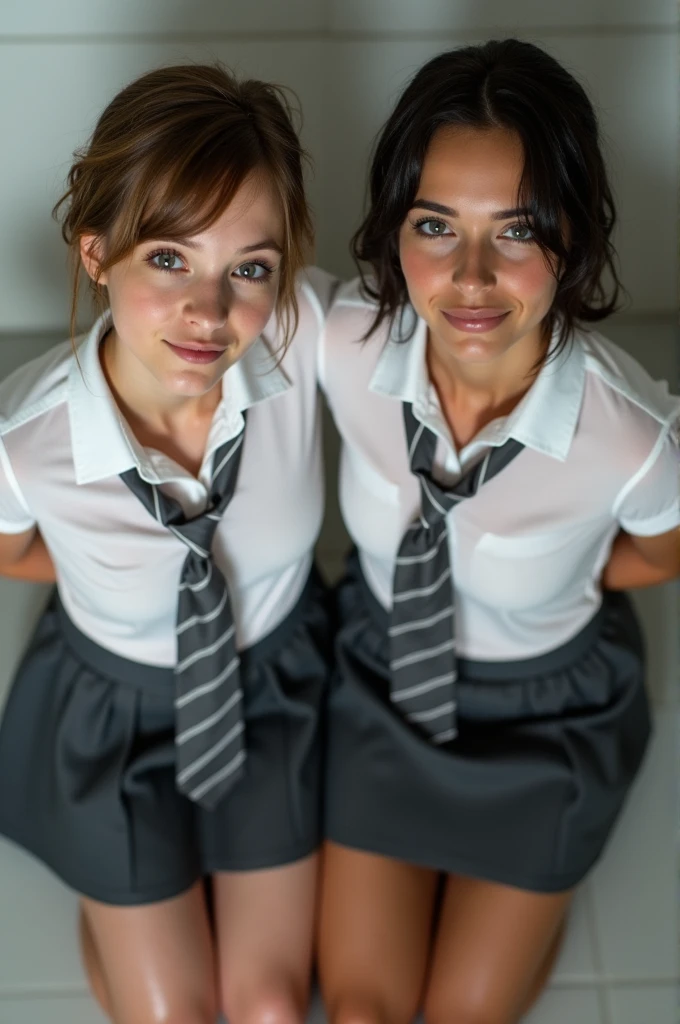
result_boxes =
[54,63,313,345]
[354,39,623,352]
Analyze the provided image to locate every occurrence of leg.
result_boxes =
[213,853,318,1024]
[318,841,439,1024]
[78,905,113,1018]
[422,874,573,1024]
[81,881,217,1024]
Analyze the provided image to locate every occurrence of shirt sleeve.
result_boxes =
[614,418,680,536]
[0,435,36,533]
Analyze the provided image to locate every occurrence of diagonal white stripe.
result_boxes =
[476,449,492,488]
[389,605,453,637]
[188,748,246,802]
[179,561,213,593]
[433,726,458,744]
[175,656,238,708]
[152,484,164,525]
[421,476,448,517]
[395,531,448,566]
[391,637,455,671]
[408,421,425,462]
[176,623,235,674]
[169,525,208,559]
[177,721,244,785]
[407,700,457,723]
[392,567,451,603]
[211,434,244,483]
[176,688,243,745]
[391,671,456,702]
[177,589,228,635]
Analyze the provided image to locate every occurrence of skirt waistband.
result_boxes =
[349,551,610,682]
[56,567,324,695]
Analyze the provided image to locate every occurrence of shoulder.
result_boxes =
[580,328,679,429]
[576,327,680,479]
[0,339,73,438]
[321,276,392,391]
[297,265,340,329]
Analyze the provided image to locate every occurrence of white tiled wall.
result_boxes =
[0,3,677,1023]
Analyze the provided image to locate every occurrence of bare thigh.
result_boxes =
[318,841,439,1024]
[423,874,573,1024]
[212,853,318,1024]
[81,881,217,1024]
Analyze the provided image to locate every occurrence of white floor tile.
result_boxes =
[609,984,678,1024]
[551,885,599,984]
[522,986,604,1024]
[0,839,85,992]
[0,994,106,1024]
[589,710,678,981]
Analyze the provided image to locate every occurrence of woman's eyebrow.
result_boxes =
[238,239,284,255]
[142,237,283,255]
[410,199,531,221]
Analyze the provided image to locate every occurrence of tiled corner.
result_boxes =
[0,994,106,1024]
[522,986,605,1024]
[550,885,600,985]
[588,710,678,982]
[608,984,678,1024]
[0,839,85,993]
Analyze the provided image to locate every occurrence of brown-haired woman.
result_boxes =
[318,39,680,1024]
[0,64,335,1024]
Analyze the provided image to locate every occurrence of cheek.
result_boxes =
[399,240,448,300]
[233,288,279,339]
[108,277,175,332]
[502,256,557,309]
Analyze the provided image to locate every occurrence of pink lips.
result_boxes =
[164,340,226,364]
[442,308,510,332]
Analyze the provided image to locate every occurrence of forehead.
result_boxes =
[417,126,525,208]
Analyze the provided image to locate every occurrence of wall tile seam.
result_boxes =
[0,24,678,46]
[1,975,678,1000]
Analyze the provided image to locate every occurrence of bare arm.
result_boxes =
[0,528,56,584]
[602,528,680,591]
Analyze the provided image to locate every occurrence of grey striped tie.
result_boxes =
[390,403,524,743]
[120,424,246,809]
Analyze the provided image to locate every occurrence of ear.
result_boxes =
[79,235,108,286]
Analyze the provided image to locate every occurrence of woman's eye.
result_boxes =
[148,250,185,271]
[503,224,534,243]
[233,261,272,281]
[415,219,451,237]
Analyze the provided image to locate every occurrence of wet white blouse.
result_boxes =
[0,267,336,666]
[320,278,680,661]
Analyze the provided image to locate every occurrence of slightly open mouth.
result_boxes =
[164,341,226,364]
[442,310,510,332]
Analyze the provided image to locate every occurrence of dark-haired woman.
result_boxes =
[318,39,680,1024]
[0,65,335,1024]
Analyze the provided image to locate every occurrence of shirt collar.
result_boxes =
[69,310,291,486]
[368,309,586,462]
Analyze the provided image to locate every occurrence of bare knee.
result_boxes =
[222,983,307,1024]
[423,993,519,1024]
[328,994,411,1024]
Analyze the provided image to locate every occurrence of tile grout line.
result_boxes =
[583,881,615,1024]
[0,24,678,45]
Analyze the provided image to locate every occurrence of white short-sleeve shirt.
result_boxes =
[321,278,680,661]
[0,266,336,666]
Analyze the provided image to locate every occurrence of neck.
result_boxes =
[426,327,548,447]
[100,329,221,439]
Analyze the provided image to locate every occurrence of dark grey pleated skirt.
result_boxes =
[324,553,651,893]
[0,570,331,905]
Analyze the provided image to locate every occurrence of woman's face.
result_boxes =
[81,172,284,401]
[398,126,559,370]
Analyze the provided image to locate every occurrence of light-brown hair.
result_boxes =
[54,63,313,346]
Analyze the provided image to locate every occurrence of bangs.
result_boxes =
[109,125,267,255]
